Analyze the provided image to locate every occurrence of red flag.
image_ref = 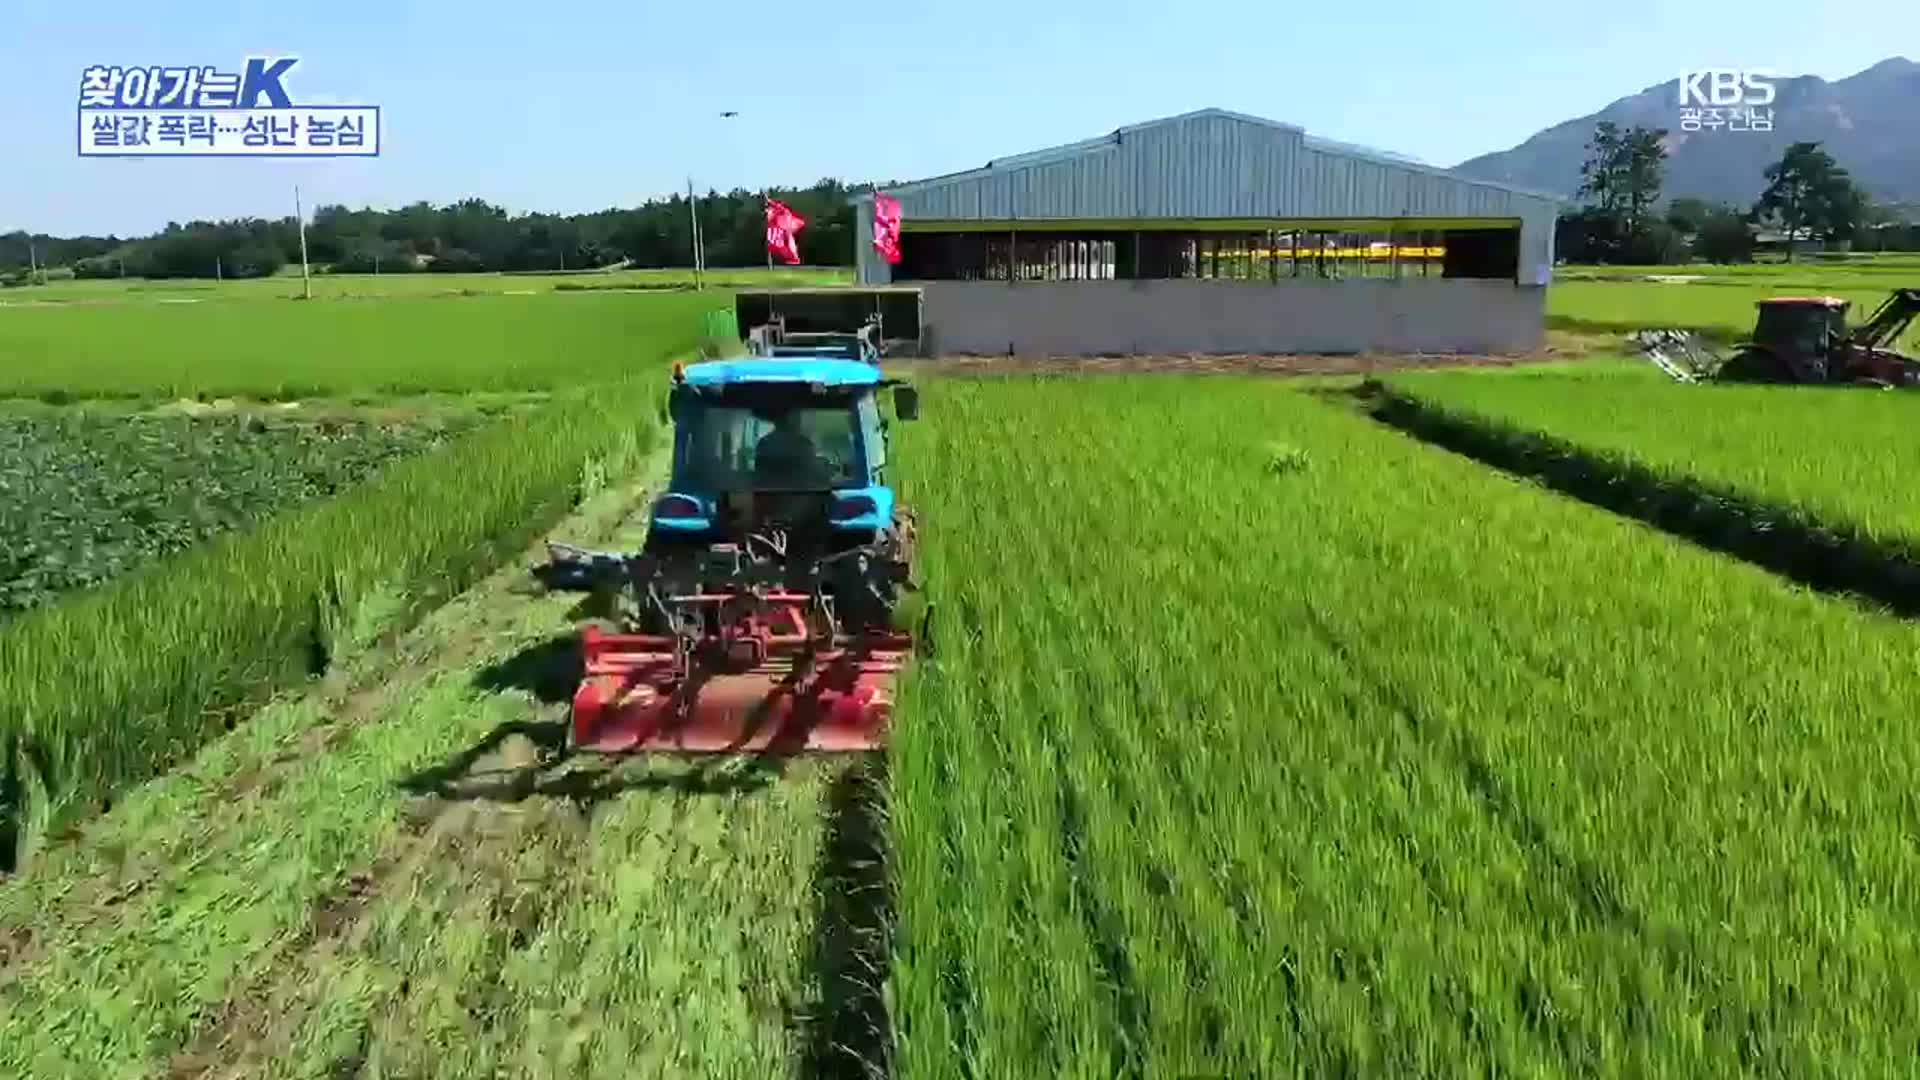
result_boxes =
[872,193,903,265]
[765,198,805,265]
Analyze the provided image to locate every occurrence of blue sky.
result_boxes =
[2,0,1912,235]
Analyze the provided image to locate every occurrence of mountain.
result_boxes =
[1454,58,1920,207]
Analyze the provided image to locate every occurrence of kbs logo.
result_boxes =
[1677,70,1777,106]
[1675,69,1776,134]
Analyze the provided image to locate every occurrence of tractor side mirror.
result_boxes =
[894,385,920,422]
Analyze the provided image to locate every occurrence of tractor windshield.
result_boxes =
[680,400,863,492]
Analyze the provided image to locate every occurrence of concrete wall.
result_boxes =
[918,279,1547,356]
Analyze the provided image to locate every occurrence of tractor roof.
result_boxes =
[681,358,882,388]
[1758,296,1849,308]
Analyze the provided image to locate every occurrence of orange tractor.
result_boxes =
[1636,288,1920,387]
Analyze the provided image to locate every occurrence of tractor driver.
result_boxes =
[753,409,829,488]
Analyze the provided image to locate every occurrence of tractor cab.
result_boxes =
[1752,297,1850,374]
[648,357,919,553]
[1717,296,1854,383]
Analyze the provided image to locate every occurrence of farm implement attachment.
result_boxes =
[1635,288,1920,388]
[535,302,925,753]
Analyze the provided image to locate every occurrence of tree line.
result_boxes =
[1557,122,1917,264]
[12,145,1915,281]
[0,179,880,283]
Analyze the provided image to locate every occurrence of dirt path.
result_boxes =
[0,456,885,1080]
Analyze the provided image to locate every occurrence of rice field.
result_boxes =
[0,291,722,399]
[0,283,728,870]
[1383,367,1920,561]
[1546,279,1920,340]
[0,488,856,1078]
[7,266,1920,1075]
[1547,256,1920,347]
[888,377,1920,1075]
[1564,252,1920,282]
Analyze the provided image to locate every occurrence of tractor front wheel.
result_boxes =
[890,504,918,570]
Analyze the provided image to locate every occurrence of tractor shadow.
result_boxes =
[796,755,895,1079]
[430,633,899,1075]
[472,634,582,705]
[438,632,872,813]
[394,717,791,811]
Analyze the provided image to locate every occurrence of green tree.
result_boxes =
[1577,122,1626,218]
[1752,142,1864,261]
[1569,122,1670,263]
[7,179,879,280]
[1665,196,1713,235]
[1620,126,1668,235]
[1695,207,1756,263]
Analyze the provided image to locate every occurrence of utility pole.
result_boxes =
[294,185,312,299]
[27,240,38,286]
[686,176,704,290]
[216,256,222,281]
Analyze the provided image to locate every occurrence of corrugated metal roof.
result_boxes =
[1297,135,1426,166]
[871,108,1561,206]
[852,108,1562,284]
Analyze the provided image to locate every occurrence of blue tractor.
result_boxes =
[541,315,923,753]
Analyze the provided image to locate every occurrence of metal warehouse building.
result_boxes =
[851,108,1561,356]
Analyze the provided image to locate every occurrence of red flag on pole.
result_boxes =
[872,193,902,265]
[765,198,805,265]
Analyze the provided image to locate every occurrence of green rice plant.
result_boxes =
[0,377,664,869]
[888,378,1920,1075]
[1383,368,1920,565]
[0,292,719,399]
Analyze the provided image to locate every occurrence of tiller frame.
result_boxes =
[557,531,914,753]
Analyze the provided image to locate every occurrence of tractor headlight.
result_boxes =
[830,495,878,521]
[653,494,708,525]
